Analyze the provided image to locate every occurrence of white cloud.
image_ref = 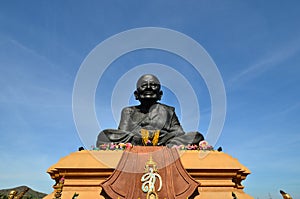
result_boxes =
[229,37,300,87]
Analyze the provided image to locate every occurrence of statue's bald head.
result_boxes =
[136,74,160,89]
[134,74,163,102]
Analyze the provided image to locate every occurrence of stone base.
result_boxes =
[44,149,253,199]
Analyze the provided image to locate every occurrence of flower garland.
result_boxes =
[91,142,133,151]
[91,140,213,151]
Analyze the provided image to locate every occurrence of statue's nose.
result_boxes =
[144,81,152,89]
[147,82,151,88]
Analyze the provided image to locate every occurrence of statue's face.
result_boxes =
[135,74,162,101]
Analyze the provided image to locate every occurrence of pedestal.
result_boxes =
[43,149,253,199]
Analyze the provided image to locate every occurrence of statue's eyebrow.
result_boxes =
[141,81,158,85]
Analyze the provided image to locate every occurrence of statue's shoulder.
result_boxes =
[121,106,138,114]
[157,103,175,112]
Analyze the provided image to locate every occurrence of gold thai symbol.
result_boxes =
[141,155,162,199]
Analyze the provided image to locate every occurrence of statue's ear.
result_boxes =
[158,90,163,100]
[134,90,139,100]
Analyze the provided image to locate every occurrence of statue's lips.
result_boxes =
[140,90,156,95]
[143,91,154,95]
[140,91,157,98]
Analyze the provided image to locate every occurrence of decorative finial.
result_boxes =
[280,190,293,199]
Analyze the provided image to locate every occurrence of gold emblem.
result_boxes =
[141,155,162,199]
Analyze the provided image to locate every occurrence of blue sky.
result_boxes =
[0,1,300,198]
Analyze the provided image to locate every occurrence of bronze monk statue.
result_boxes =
[96,74,204,147]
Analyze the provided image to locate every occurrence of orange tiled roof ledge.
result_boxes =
[44,149,253,199]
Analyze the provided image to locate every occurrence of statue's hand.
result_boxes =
[132,132,142,145]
